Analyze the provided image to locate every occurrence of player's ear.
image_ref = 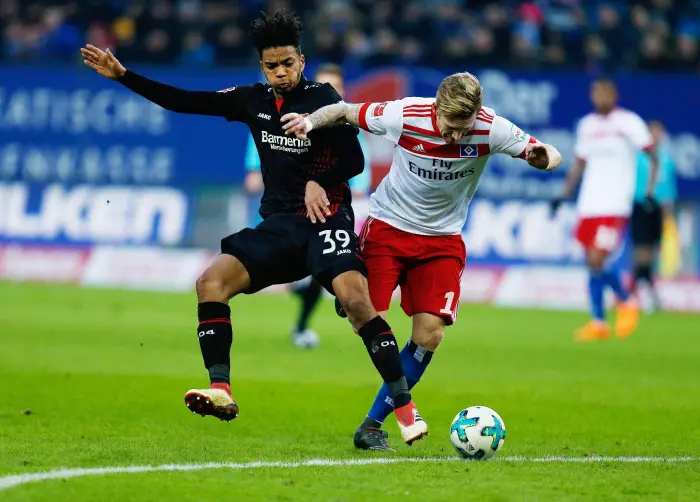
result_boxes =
[299,53,305,72]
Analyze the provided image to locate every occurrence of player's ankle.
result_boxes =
[360,416,383,430]
[210,382,231,396]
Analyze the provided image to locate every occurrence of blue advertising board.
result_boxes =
[0,182,191,246]
[1,65,699,249]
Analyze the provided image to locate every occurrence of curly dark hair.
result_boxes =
[250,10,304,56]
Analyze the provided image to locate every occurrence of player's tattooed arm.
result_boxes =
[281,102,363,138]
[307,102,363,129]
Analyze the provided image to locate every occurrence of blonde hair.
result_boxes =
[435,72,483,121]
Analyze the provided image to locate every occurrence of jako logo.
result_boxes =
[257,113,271,120]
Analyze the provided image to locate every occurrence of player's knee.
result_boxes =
[337,292,373,321]
[195,272,228,303]
[196,255,251,302]
[334,275,374,322]
[587,250,606,270]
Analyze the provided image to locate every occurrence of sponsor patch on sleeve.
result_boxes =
[373,102,388,117]
[511,124,525,142]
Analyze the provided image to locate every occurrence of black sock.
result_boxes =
[197,302,232,384]
[296,280,323,332]
[358,316,411,408]
[360,416,383,430]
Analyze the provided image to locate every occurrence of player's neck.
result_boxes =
[271,75,305,100]
[595,106,615,116]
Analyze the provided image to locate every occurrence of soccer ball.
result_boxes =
[449,406,506,460]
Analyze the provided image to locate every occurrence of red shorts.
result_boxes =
[575,216,628,253]
[359,217,466,325]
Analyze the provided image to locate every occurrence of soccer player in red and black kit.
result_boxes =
[80,11,427,445]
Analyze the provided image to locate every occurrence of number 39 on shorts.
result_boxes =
[319,229,351,254]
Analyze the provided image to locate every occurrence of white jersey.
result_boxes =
[574,108,653,218]
[358,98,534,235]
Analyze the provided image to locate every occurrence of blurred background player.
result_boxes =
[282,71,562,450]
[631,120,678,312]
[244,63,371,349]
[552,78,658,342]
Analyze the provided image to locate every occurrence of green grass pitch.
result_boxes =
[0,281,698,501]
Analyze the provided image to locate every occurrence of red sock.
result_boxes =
[210,382,231,397]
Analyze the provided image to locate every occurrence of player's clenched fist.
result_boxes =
[305,181,331,224]
[281,112,312,140]
[525,143,562,171]
[80,44,126,80]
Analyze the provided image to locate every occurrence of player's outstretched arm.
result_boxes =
[281,102,363,139]
[550,156,585,215]
[645,147,659,199]
[80,44,240,117]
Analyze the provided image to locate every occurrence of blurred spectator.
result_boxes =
[638,32,674,71]
[180,30,214,66]
[215,25,251,65]
[143,29,175,64]
[0,0,698,72]
[676,33,700,72]
[365,27,400,67]
[583,33,611,73]
[597,4,626,67]
[483,4,511,62]
[470,27,495,68]
[510,31,541,69]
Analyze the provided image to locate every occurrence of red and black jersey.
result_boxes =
[118,72,363,218]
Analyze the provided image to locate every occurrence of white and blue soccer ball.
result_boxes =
[449,406,506,460]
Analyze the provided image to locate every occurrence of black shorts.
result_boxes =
[221,205,366,295]
[631,201,663,246]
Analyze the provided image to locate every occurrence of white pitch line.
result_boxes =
[1,456,697,492]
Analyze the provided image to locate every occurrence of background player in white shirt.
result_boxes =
[551,78,658,342]
[282,72,562,451]
[243,64,372,350]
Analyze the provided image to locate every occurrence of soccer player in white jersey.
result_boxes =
[282,72,562,451]
[551,78,658,342]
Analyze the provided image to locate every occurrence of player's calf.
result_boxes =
[333,272,409,404]
[333,271,429,444]
[188,254,250,421]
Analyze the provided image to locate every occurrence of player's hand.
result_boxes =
[281,113,312,140]
[525,143,552,170]
[305,181,331,224]
[80,44,126,80]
